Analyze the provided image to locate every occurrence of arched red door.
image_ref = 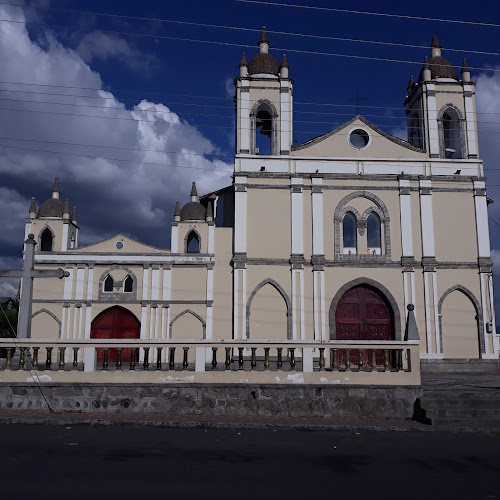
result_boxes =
[335,285,393,366]
[91,307,140,363]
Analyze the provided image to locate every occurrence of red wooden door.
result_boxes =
[335,286,392,367]
[91,307,140,363]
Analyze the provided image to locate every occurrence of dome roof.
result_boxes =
[37,198,65,217]
[419,56,458,81]
[248,53,280,76]
[180,202,206,221]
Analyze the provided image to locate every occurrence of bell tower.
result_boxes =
[234,27,293,158]
[404,36,479,159]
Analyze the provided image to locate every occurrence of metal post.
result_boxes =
[212,347,217,369]
[72,347,78,370]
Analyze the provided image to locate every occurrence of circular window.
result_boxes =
[116,241,124,250]
[349,129,370,149]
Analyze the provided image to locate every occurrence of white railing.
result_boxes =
[0,339,420,385]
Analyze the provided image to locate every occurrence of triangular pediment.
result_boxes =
[70,234,168,253]
[291,115,426,158]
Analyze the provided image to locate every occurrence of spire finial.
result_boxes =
[206,201,213,222]
[52,177,60,200]
[407,75,415,91]
[281,54,289,68]
[461,58,471,82]
[29,197,36,215]
[174,201,181,221]
[431,35,441,49]
[63,198,70,219]
[71,206,77,222]
[258,26,270,47]
[190,182,199,202]
[239,53,247,67]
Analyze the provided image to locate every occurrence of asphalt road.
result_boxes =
[1,424,499,499]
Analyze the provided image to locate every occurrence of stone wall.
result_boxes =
[0,384,422,419]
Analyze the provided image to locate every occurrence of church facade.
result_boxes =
[23,31,498,364]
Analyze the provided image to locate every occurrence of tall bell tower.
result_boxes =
[404,36,479,160]
[234,27,293,157]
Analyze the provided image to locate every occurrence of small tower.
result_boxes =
[404,36,478,159]
[26,178,79,252]
[234,27,293,159]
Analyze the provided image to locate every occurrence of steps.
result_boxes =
[417,373,500,429]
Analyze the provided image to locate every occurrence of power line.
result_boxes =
[2,1,500,57]
[236,0,500,28]
[1,17,500,73]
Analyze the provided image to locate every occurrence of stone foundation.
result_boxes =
[0,384,422,419]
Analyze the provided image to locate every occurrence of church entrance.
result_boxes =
[333,285,393,367]
[91,306,140,364]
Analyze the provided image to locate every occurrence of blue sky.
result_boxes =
[1,0,500,309]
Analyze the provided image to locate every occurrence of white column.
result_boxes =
[142,266,150,301]
[473,180,491,258]
[426,84,440,157]
[464,84,478,158]
[75,266,85,300]
[480,273,492,357]
[487,275,499,356]
[280,82,291,153]
[234,178,247,254]
[239,87,250,153]
[151,267,160,301]
[208,224,215,254]
[432,273,441,354]
[86,267,94,301]
[162,266,172,301]
[320,271,327,341]
[292,270,297,340]
[419,179,435,257]
[423,272,433,354]
[61,306,67,340]
[313,271,320,341]
[311,178,324,255]
[171,224,178,253]
[291,177,304,255]
[399,179,414,257]
[61,222,69,251]
[206,267,214,340]
[241,269,247,340]
[300,269,305,341]
[233,270,239,340]
[84,304,92,339]
[63,267,74,301]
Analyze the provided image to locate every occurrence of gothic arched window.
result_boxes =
[342,212,357,254]
[40,228,53,252]
[104,275,113,292]
[186,231,200,253]
[123,275,133,293]
[367,212,382,254]
[440,106,463,159]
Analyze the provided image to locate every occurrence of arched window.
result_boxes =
[123,275,133,293]
[186,231,200,253]
[440,107,463,159]
[40,228,53,252]
[342,212,357,254]
[104,275,113,292]
[367,212,382,254]
[251,100,277,155]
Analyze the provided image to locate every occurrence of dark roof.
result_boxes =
[419,56,458,81]
[37,198,65,217]
[258,27,270,46]
[431,35,442,48]
[180,202,206,221]
[248,53,279,76]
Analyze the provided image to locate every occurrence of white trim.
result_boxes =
[86,267,94,301]
[206,305,213,340]
[463,86,477,158]
[65,306,72,341]
[162,267,171,301]
[234,187,247,253]
[292,270,297,340]
[291,178,304,255]
[280,90,291,153]
[84,304,91,340]
[63,267,73,301]
[142,267,149,301]
[233,270,239,340]
[72,306,78,341]
[34,254,214,264]
[403,272,409,312]
[75,267,85,300]
[140,306,147,340]
[161,307,166,341]
[208,224,215,254]
[488,275,498,355]
[410,273,416,320]
[148,307,155,340]
[347,126,372,151]
[154,306,159,340]
[61,222,69,252]
[241,269,247,340]
[432,272,441,354]
[419,180,435,257]
[239,91,250,154]
[311,178,324,255]
[61,306,66,340]
[151,268,160,301]
[399,180,413,256]
[166,307,171,340]
[480,273,491,356]
[206,268,214,302]
[473,189,491,258]
[426,85,440,157]
[170,225,178,253]
[423,272,433,353]
[300,269,305,341]
[420,353,444,359]
[313,271,319,341]
[320,271,327,341]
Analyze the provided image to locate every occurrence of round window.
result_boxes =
[116,241,124,250]
[349,129,370,149]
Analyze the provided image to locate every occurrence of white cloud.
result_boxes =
[0,4,233,260]
[76,32,159,74]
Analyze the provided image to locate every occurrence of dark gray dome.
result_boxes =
[248,53,279,76]
[37,198,65,217]
[180,202,206,221]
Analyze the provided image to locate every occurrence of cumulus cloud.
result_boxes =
[0,3,232,257]
[76,32,160,74]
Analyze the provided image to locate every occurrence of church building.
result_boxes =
[23,31,499,367]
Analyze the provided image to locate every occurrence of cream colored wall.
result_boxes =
[31,305,61,339]
[171,267,207,302]
[410,189,423,261]
[433,192,478,261]
[212,228,233,340]
[441,290,479,358]
[32,218,63,252]
[249,283,288,340]
[176,223,209,254]
[76,235,166,253]
[247,188,291,259]
[33,267,65,301]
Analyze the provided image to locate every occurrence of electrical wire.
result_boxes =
[2,1,500,57]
